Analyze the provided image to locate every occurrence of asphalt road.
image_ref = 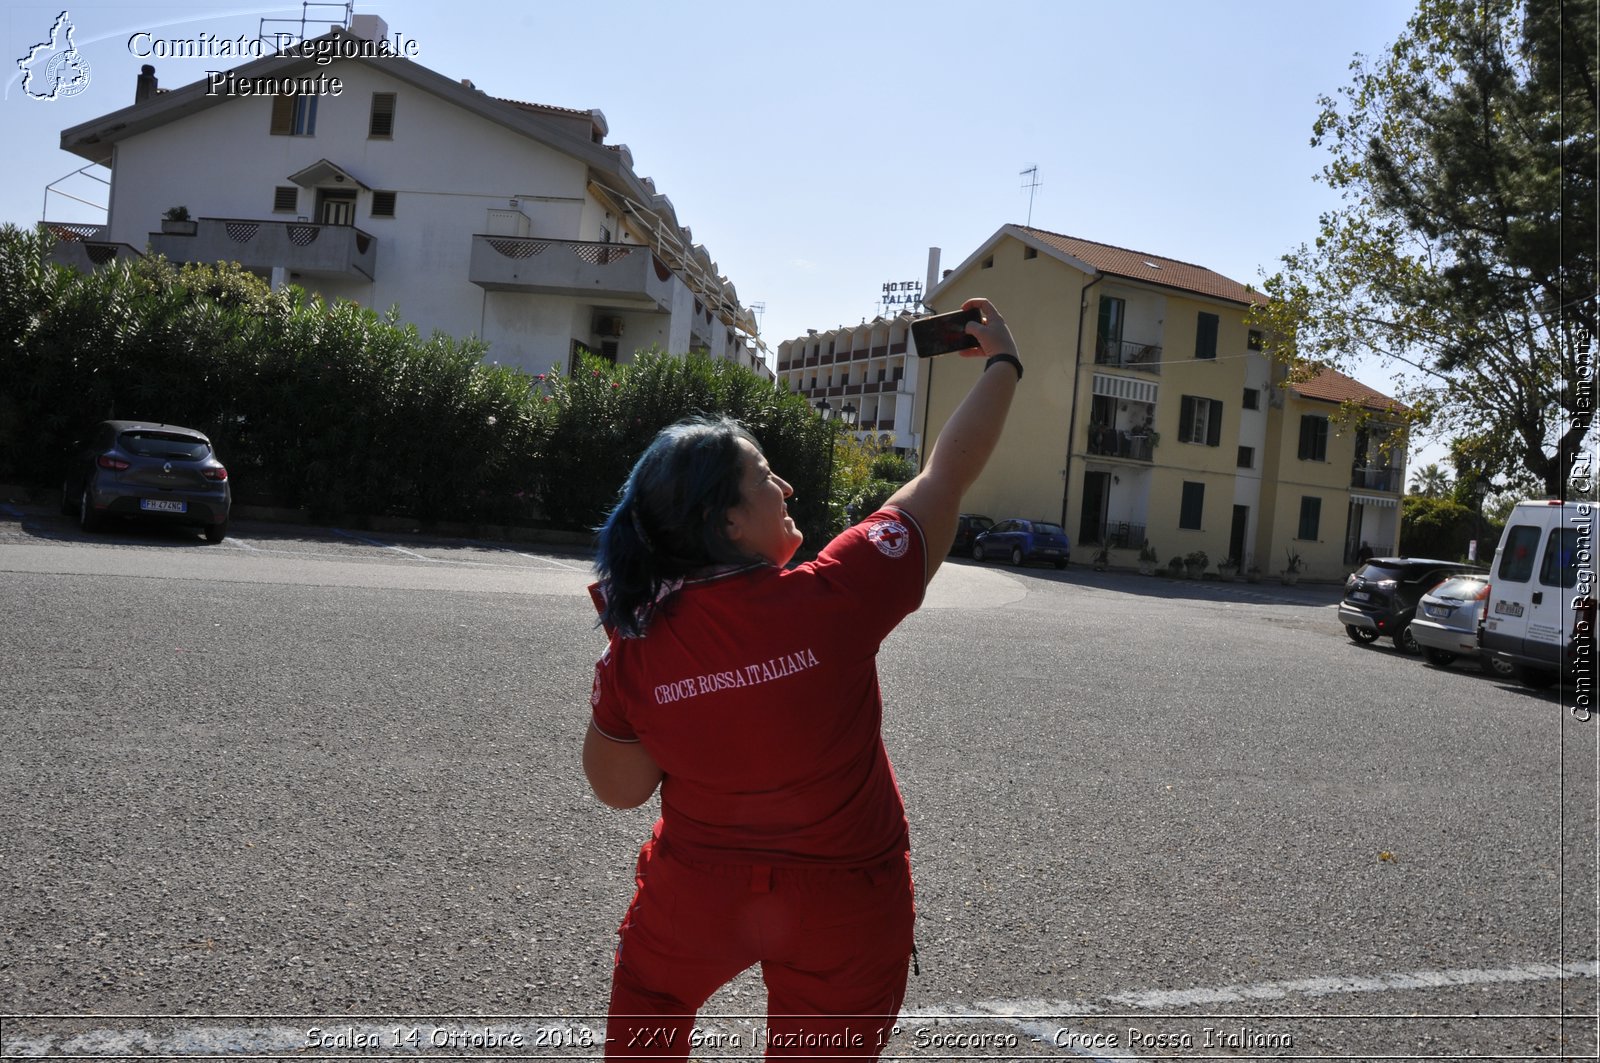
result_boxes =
[0,502,1594,1061]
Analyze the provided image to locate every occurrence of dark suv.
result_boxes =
[1338,557,1481,653]
[951,513,994,557]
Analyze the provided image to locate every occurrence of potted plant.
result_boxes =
[1166,556,1185,579]
[1184,550,1209,579]
[1137,541,1158,577]
[161,205,196,235]
[1282,547,1306,585]
[1217,555,1240,581]
[1245,555,1262,583]
[1091,544,1111,572]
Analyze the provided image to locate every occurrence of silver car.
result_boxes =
[1408,574,1515,676]
[62,420,232,542]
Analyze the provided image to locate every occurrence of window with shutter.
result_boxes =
[1298,415,1329,461]
[270,94,317,135]
[1180,396,1224,446]
[369,93,396,137]
[1180,482,1205,530]
[1298,496,1322,540]
[1195,312,1219,359]
[371,191,397,217]
[273,186,298,212]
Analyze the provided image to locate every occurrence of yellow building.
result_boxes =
[1259,369,1409,578]
[921,224,1406,579]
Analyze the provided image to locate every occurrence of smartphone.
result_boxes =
[910,307,983,358]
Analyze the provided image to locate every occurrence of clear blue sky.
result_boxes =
[1,0,1444,469]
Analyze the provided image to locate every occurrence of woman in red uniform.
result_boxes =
[584,298,1021,1059]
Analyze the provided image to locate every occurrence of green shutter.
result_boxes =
[1179,397,1195,442]
[1196,313,1218,359]
[1207,399,1223,447]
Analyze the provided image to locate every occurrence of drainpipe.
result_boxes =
[1060,272,1104,530]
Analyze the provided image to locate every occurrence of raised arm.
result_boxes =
[886,297,1021,584]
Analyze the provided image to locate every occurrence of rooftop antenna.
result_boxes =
[1020,165,1041,227]
[749,301,765,330]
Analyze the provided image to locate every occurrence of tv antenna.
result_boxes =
[1020,165,1041,226]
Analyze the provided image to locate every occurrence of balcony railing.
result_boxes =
[148,218,377,280]
[1085,520,1148,548]
[1087,425,1154,462]
[1095,338,1162,375]
[1352,465,1404,492]
[469,235,672,308]
[42,223,142,272]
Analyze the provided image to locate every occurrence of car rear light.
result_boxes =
[96,454,130,471]
[1467,583,1489,601]
[201,466,228,481]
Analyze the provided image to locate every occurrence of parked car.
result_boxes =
[1482,499,1595,687]
[62,420,231,542]
[1408,574,1516,676]
[1338,557,1481,653]
[972,518,1070,569]
[950,513,994,557]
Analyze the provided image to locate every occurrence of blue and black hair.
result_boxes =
[594,416,763,638]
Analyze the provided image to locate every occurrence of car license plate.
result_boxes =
[140,499,187,513]
[1350,590,1370,602]
[1494,600,1524,618]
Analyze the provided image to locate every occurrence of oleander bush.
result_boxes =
[0,223,835,543]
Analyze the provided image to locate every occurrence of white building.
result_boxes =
[50,16,767,379]
[774,315,926,457]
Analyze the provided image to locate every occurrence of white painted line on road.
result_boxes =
[1101,959,1599,1009]
[226,536,261,552]
[331,527,443,562]
[471,539,584,569]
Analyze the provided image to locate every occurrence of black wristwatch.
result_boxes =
[985,353,1023,381]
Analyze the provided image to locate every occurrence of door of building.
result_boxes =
[317,188,356,226]
[1229,505,1249,566]
[1080,472,1109,545]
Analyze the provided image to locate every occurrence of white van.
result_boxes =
[1481,500,1596,689]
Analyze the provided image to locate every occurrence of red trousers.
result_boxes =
[604,836,915,1061]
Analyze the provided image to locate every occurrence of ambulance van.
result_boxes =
[1481,500,1596,689]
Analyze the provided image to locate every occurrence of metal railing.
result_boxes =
[1095,338,1163,375]
[1085,520,1148,548]
[1087,426,1154,462]
[1351,465,1403,492]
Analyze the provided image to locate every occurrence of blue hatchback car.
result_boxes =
[972,518,1071,569]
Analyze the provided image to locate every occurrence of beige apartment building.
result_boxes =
[916,224,1406,581]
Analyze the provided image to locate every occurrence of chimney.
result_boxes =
[348,14,389,41]
[135,64,157,103]
[925,247,941,301]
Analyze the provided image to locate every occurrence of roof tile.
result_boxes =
[1293,365,1408,414]
[1019,225,1267,306]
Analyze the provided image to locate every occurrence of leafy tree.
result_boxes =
[1251,0,1597,498]
[1401,494,1490,560]
[1409,462,1453,497]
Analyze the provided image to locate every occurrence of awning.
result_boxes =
[288,159,370,190]
[1351,493,1399,508]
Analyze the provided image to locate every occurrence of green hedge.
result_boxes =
[0,224,835,544]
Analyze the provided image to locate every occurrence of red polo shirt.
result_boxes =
[590,507,927,868]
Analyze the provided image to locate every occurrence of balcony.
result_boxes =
[42,223,142,272]
[469,236,672,308]
[1352,465,1404,492]
[1087,424,1155,463]
[149,218,377,280]
[1095,338,1162,376]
